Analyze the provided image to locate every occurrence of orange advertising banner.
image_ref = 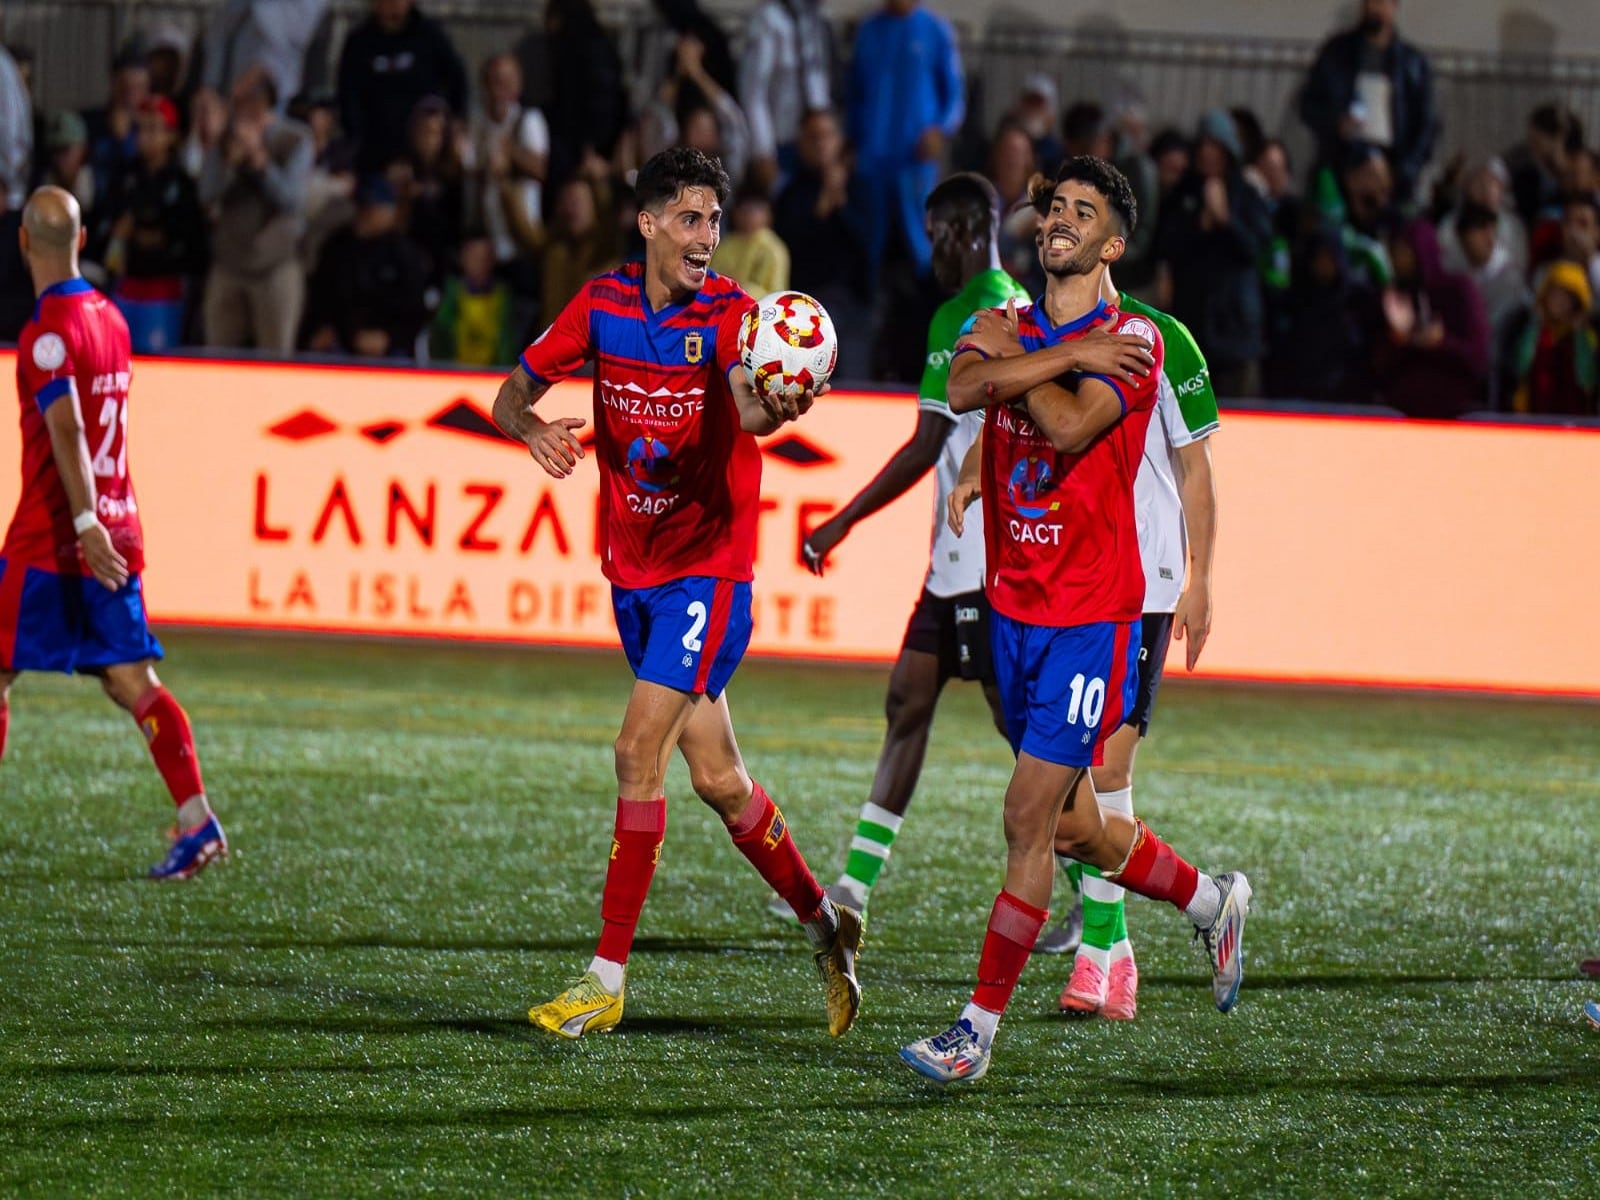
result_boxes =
[3,351,1599,696]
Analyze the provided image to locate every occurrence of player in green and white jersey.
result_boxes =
[776,173,1031,918]
[1038,278,1221,1023]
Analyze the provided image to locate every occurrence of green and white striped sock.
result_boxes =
[1080,785,1133,961]
[836,801,903,908]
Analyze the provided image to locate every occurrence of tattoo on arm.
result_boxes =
[493,368,550,442]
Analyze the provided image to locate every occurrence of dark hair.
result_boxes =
[1529,102,1585,153]
[926,171,1001,235]
[635,146,730,213]
[1061,101,1108,148]
[733,183,771,209]
[240,66,279,110]
[1149,127,1189,161]
[1456,202,1498,234]
[1564,189,1600,220]
[1230,107,1267,167]
[1031,155,1138,236]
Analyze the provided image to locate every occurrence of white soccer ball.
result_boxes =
[739,291,838,403]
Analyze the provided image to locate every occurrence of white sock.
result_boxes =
[802,895,838,950]
[830,878,867,911]
[1097,785,1133,817]
[959,1001,1000,1048]
[1108,938,1134,964]
[1076,943,1111,972]
[1185,874,1223,928]
[587,956,625,993]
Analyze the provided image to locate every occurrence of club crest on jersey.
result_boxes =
[683,332,704,364]
[1117,317,1157,346]
[32,333,67,371]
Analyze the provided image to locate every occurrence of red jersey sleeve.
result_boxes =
[518,282,595,385]
[715,289,756,379]
[1077,312,1163,415]
[17,320,80,413]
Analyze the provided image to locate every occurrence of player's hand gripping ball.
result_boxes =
[740,291,839,404]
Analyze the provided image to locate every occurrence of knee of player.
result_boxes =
[1001,803,1054,856]
[612,733,664,791]
[688,762,749,808]
[99,663,160,712]
[883,684,936,736]
[1052,804,1104,859]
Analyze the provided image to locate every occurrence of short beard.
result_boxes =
[1041,243,1102,279]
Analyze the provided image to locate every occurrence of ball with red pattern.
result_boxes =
[740,291,838,404]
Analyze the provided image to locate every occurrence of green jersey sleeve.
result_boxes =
[1120,293,1219,443]
[917,296,970,418]
[918,270,1033,417]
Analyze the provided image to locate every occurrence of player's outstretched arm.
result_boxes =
[1172,437,1217,670]
[804,412,950,575]
[493,366,588,479]
[946,429,983,537]
[41,389,128,591]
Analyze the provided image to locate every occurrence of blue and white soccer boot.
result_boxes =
[148,814,228,880]
[1197,871,1251,1013]
[899,1018,991,1084]
[1585,1000,1600,1031]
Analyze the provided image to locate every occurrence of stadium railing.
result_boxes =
[9,0,1600,168]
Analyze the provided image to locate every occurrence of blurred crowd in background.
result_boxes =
[0,0,1597,417]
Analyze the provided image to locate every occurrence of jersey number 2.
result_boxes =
[682,601,708,653]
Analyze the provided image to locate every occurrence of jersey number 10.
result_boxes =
[1066,673,1106,728]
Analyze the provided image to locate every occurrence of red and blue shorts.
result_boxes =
[0,558,165,674]
[611,576,753,700]
[991,612,1138,769]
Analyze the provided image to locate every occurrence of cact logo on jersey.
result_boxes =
[626,434,679,494]
[1008,456,1058,519]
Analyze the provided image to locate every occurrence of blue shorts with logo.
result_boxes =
[612,577,753,700]
[0,559,165,674]
[991,611,1139,768]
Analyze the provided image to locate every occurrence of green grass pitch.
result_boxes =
[2,631,1598,1196]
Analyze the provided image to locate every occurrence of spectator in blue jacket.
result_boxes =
[846,0,963,279]
[1299,0,1436,204]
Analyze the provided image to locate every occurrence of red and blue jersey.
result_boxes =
[5,278,144,575]
[518,262,758,589]
[972,298,1163,628]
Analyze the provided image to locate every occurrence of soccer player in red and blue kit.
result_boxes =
[492,148,863,1040]
[1,187,225,880]
[900,158,1252,1083]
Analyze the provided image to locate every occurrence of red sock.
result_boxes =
[729,781,825,923]
[595,795,667,964]
[1109,819,1199,911]
[0,699,8,761]
[132,687,206,808]
[970,890,1049,1014]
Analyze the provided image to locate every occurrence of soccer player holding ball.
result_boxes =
[899,158,1251,1084]
[493,148,863,1041]
[0,187,226,880]
[786,173,1028,918]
